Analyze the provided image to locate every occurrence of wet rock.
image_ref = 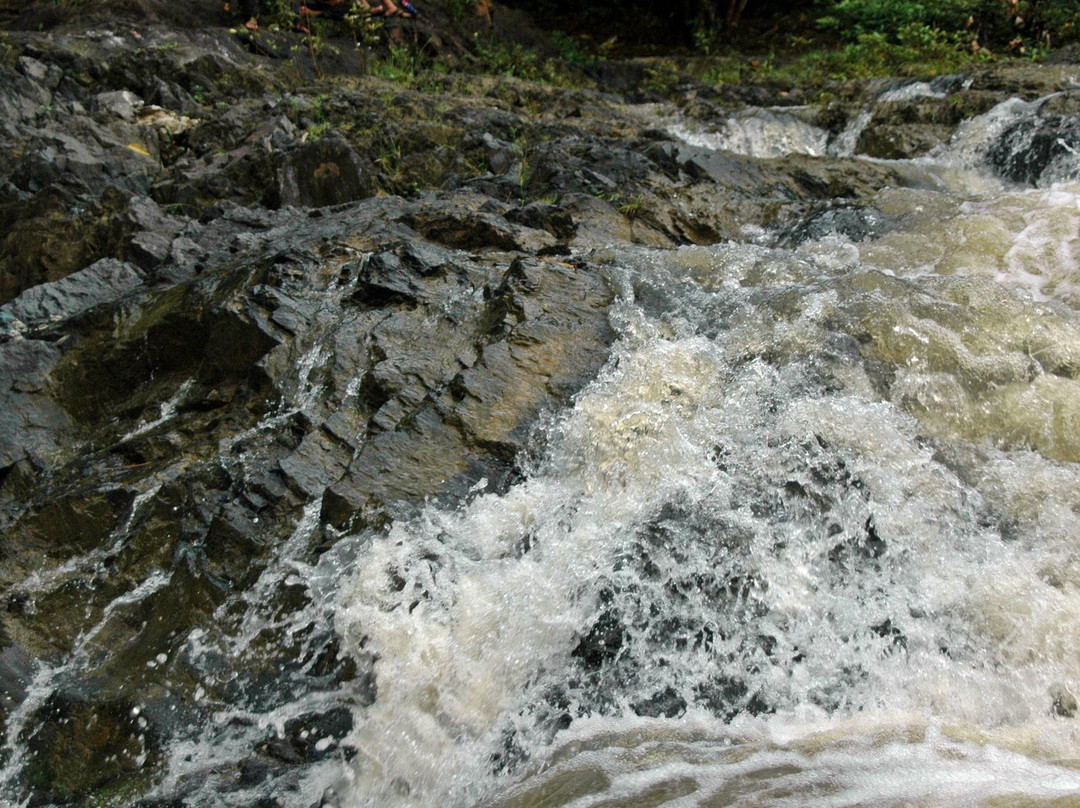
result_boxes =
[351,250,429,307]
[402,191,554,252]
[829,516,887,565]
[12,122,160,196]
[986,95,1080,186]
[16,55,58,88]
[856,123,953,160]
[632,686,686,719]
[695,676,772,721]
[21,691,160,806]
[1051,683,1077,718]
[279,707,354,762]
[775,153,905,201]
[92,89,144,120]
[853,92,1001,159]
[0,257,144,326]
[14,485,136,557]
[968,61,1079,99]
[0,644,33,727]
[472,132,518,175]
[506,202,576,240]
[660,141,770,189]
[0,339,72,469]
[0,184,134,303]
[563,193,635,246]
[572,607,624,671]
[49,277,279,426]
[129,230,174,269]
[870,618,907,652]
[774,202,888,246]
[278,136,376,209]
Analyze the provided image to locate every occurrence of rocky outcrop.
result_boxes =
[986,90,1080,185]
[0,186,618,804]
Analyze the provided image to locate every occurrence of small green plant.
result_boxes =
[191,84,208,104]
[691,21,721,56]
[344,3,383,47]
[700,57,745,85]
[510,127,533,198]
[618,195,644,219]
[643,59,680,94]
[0,34,12,67]
[770,20,989,84]
[305,120,332,139]
[376,135,404,180]
[371,44,421,80]
[473,36,548,81]
[550,31,596,68]
[444,0,471,21]
[260,0,299,29]
[306,19,340,57]
[593,190,644,218]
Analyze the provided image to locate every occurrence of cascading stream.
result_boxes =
[323,95,1080,807]
[10,79,1080,808]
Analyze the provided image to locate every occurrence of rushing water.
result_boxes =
[322,90,1080,807]
[14,82,1080,807]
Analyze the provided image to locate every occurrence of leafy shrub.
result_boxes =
[260,0,299,30]
[817,0,977,38]
[550,31,596,68]
[1024,0,1080,47]
[816,0,1078,52]
[472,37,558,81]
[372,44,423,79]
[444,0,472,20]
[781,22,987,82]
[344,3,383,46]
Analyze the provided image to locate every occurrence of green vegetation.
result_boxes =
[789,0,1077,79]
[644,59,682,93]
[488,0,1078,87]
[259,0,299,30]
[443,0,473,21]
[816,0,1078,52]
[779,23,990,82]
[0,34,14,67]
[665,0,1078,87]
[344,3,383,47]
[371,44,424,80]
[219,0,1078,97]
[550,30,597,68]
[471,36,555,81]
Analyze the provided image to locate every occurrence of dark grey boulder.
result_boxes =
[278,136,376,209]
[0,339,72,469]
[0,257,144,327]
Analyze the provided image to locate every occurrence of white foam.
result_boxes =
[328,239,1080,807]
[669,107,829,158]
